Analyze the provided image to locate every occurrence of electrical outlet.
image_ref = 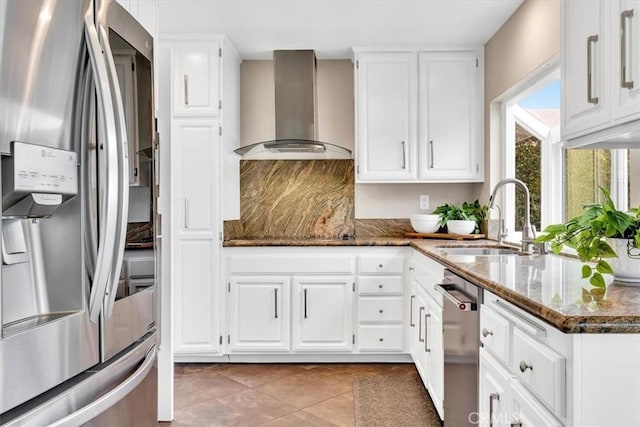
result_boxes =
[419,195,430,210]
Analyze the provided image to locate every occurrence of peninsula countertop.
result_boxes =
[223,237,640,333]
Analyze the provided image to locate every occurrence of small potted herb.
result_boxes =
[535,188,640,287]
[434,200,487,235]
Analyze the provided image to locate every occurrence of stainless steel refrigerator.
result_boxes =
[0,0,159,425]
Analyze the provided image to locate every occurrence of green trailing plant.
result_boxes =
[535,188,640,287]
[433,200,488,233]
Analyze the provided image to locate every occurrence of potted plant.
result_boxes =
[434,201,487,235]
[535,188,640,287]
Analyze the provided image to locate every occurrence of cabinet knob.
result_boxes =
[482,328,493,338]
[409,266,415,271]
[379,309,384,314]
[519,361,533,373]
[378,263,384,268]
[379,337,384,342]
[378,284,384,289]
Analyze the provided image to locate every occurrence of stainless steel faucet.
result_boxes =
[488,178,537,254]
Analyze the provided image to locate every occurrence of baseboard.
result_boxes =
[173,353,413,364]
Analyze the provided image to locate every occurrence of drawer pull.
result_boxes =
[482,328,493,338]
[489,392,500,427]
[418,307,425,342]
[379,337,384,342]
[379,309,384,314]
[378,284,384,289]
[519,361,533,373]
[424,313,431,353]
[409,266,415,271]
[511,422,522,427]
[409,295,415,327]
[378,263,383,268]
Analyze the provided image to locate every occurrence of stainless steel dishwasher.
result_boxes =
[435,269,481,426]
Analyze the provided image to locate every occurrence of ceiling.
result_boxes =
[158,0,525,59]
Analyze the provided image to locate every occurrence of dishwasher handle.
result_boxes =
[434,284,477,311]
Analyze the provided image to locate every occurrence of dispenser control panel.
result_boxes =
[11,142,77,195]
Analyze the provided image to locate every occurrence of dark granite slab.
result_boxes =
[223,237,640,333]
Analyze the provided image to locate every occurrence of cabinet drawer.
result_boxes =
[358,276,404,295]
[512,328,565,415]
[358,256,404,274]
[358,325,404,352]
[480,304,511,364]
[511,379,563,427]
[359,297,404,323]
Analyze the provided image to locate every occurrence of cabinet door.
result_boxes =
[418,52,481,181]
[292,277,353,351]
[355,52,417,182]
[173,120,218,234]
[612,0,640,121]
[174,239,220,354]
[424,294,444,418]
[228,276,291,352]
[562,0,611,137]
[510,380,563,427]
[172,43,220,117]
[479,348,512,427]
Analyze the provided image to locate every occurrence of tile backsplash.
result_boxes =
[237,159,354,239]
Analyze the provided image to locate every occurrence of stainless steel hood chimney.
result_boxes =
[235,50,352,159]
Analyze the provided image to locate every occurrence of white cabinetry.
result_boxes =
[163,36,241,359]
[562,0,640,147]
[354,49,483,183]
[408,250,444,419]
[115,0,156,37]
[356,253,406,352]
[293,277,353,351]
[355,52,417,181]
[418,52,482,181]
[228,277,290,352]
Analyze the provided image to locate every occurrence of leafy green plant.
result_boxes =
[433,200,488,233]
[535,188,640,287]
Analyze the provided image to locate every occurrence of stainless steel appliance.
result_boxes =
[435,270,481,426]
[0,0,158,425]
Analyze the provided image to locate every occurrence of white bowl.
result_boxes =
[446,220,476,235]
[410,214,440,233]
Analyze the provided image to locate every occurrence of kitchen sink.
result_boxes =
[437,246,520,256]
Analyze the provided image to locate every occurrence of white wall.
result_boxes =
[241,59,480,218]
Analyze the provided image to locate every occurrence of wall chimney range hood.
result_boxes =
[235,50,352,159]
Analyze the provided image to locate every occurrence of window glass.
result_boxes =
[515,123,541,231]
[564,149,611,219]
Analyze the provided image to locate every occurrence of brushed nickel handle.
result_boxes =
[429,140,434,168]
[401,141,406,169]
[418,306,425,342]
[482,328,493,338]
[621,10,635,89]
[304,289,308,319]
[424,313,431,353]
[587,35,599,104]
[274,288,278,319]
[183,74,189,105]
[519,361,533,373]
[409,295,415,327]
[184,198,189,229]
[489,392,500,427]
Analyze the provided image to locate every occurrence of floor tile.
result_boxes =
[174,372,249,409]
[215,363,309,388]
[302,393,354,427]
[261,410,337,427]
[255,371,350,409]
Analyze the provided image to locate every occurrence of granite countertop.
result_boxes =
[224,237,640,333]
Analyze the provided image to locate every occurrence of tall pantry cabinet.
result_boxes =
[160,35,241,360]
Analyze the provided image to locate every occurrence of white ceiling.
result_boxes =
[158,0,525,59]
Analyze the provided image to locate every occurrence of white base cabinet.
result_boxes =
[225,247,410,357]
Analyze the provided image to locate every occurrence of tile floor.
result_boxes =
[164,363,417,426]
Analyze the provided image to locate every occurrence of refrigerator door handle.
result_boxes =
[84,14,120,323]
[48,345,156,427]
[98,24,130,319]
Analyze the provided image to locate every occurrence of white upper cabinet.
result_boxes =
[355,52,417,181]
[354,49,484,183]
[115,0,156,37]
[172,43,221,117]
[562,0,610,138]
[562,0,640,147]
[418,52,482,181]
